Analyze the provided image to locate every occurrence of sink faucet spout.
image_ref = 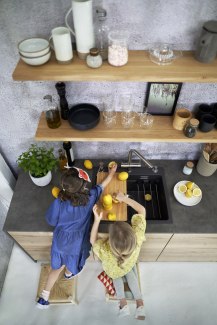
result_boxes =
[127,149,158,173]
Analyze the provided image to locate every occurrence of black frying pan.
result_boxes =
[68,103,100,130]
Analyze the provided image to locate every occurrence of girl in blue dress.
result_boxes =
[37,164,117,309]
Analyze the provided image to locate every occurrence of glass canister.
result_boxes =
[86,48,103,68]
[95,8,109,60]
[184,118,199,138]
[183,161,194,175]
[108,31,128,67]
[43,95,61,129]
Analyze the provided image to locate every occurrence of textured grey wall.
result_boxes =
[0,0,217,174]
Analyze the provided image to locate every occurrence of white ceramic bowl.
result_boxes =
[18,38,50,57]
[19,51,51,66]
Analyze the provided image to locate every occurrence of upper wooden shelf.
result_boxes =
[35,112,217,143]
[13,51,217,82]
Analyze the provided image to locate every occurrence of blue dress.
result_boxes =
[46,185,102,274]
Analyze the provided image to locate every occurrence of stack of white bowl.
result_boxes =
[18,38,51,66]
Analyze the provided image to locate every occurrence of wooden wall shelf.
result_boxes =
[13,51,217,82]
[35,112,217,143]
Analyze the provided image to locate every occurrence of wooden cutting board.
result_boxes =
[96,172,127,221]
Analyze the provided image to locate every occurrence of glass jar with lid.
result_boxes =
[95,8,109,60]
[86,48,102,68]
[108,31,128,66]
[184,118,199,138]
[183,161,194,175]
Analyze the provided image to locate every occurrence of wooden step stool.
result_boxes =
[106,263,141,302]
[36,264,77,305]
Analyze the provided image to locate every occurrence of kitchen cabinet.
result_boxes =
[8,231,53,261]
[35,112,217,143]
[13,51,217,82]
[8,231,173,262]
[139,233,173,262]
[157,234,217,262]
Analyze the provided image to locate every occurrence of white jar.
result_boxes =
[108,31,128,67]
[86,48,102,68]
[183,161,194,175]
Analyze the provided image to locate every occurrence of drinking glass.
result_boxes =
[139,113,154,129]
[121,111,135,129]
[103,110,117,128]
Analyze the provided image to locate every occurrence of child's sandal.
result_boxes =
[64,272,74,280]
[135,305,146,320]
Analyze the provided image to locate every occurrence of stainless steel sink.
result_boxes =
[126,167,172,222]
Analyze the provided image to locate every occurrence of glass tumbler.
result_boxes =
[103,110,117,128]
[121,111,135,129]
[139,113,154,129]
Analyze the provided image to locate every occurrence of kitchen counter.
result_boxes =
[3,160,217,234]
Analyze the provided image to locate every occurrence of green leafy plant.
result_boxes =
[17,144,58,177]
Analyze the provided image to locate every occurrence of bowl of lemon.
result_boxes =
[173,180,202,206]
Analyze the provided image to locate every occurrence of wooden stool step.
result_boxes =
[106,263,141,302]
[36,264,77,305]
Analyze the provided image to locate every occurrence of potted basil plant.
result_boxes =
[17,144,58,186]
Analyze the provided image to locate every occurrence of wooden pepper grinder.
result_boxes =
[55,82,69,120]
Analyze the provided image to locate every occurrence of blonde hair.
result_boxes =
[109,222,137,268]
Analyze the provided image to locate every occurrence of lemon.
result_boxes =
[102,194,113,206]
[186,181,194,190]
[108,213,116,221]
[108,161,116,169]
[144,194,152,201]
[185,189,193,198]
[84,159,93,170]
[193,188,202,197]
[52,186,60,198]
[118,171,129,181]
[103,203,113,211]
[178,184,187,193]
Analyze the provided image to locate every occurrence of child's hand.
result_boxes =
[115,191,127,203]
[93,204,103,223]
[108,163,117,175]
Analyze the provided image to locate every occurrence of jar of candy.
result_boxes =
[108,31,128,66]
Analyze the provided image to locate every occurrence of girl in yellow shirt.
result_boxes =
[91,192,146,320]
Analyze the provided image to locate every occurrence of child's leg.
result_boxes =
[113,277,127,308]
[125,268,145,320]
[44,265,65,292]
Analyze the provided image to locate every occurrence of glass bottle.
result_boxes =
[86,48,102,68]
[184,118,199,138]
[58,149,68,171]
[43,95,61,129]
[95,8,109,60]
[63,141,75,167]
[183,161,194,175]
[55,82,69,120]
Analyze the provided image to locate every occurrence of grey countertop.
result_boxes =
[3,160,217,234]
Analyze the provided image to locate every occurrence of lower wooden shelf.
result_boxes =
[35,112,217,143]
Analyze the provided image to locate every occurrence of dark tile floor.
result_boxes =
[0,203,13,295]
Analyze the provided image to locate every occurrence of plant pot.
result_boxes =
[196,155,217,177]
[29,171,52,186]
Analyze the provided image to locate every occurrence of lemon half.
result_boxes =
[144,194,152,201]
[185,189,193,198]
[178,184,187,193]
[193,188,202,197]
[186,181,194,190]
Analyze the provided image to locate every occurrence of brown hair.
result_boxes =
[58,169,89,206]
[109,222,137,268]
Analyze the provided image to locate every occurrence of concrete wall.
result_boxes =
[0,0,217,174]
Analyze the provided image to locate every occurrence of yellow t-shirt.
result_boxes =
[93,214,146,279]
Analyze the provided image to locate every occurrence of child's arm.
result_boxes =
[116,192,146,217]
[90,204,103,245]
[100,163,117,189]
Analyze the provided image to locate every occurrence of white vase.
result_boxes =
[29,171,52,186]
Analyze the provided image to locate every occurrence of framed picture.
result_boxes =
[144,82,182,115]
